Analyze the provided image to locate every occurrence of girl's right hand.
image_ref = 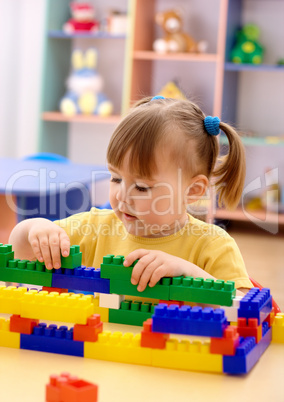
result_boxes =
[27,219,70,270]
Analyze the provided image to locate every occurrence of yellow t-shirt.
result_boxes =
[55,208,252,289]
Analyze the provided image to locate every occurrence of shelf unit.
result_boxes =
[39,0,283,226]
[220,136,284,147]
[126,0,284,226]
[126,0,228,118]
[215,207,284,226]
[42,112,122,124]
[225,62,284,72]
[48,31,127,39]
[218,0,284,225]
[38,0,129,157]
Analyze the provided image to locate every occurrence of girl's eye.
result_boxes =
[135,184,150,192]
[110,177,121,184]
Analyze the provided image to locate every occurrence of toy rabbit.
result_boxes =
[60,48,113,116]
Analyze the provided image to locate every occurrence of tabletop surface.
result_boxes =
[0,158,109,196]
[0,321,283,402]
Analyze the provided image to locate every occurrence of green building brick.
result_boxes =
[60,245,82,269]
[109,300,157,326]
[0,244,14,267]
[110,277,171,300]
[169,276,236,306]
[100,254,137,280]
[0,258,52,287]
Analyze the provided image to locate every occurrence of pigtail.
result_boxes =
[213,122,246,210]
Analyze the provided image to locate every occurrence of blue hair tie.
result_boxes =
[204,116,220,136]
[151,95,165,101]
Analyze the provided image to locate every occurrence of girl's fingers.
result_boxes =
[38,237,53,270]
[149,265,167,287]
[136,260,160,291]
[124,249,148,267]
[130,253,156,285]
[30,237,44,262]
[59,232,70,258]
[49,234,62,269]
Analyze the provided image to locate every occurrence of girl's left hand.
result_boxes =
[124,249,199,292]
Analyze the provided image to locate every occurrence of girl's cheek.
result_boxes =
[151,197,173,215]
[134,199,152,215]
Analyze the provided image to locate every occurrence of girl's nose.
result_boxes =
[116,182,128,203]
[116,183,134,206]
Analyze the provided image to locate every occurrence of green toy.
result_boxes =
[230,24,264,64]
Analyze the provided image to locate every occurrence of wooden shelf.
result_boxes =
[219,135,284,146]
[215,207,284,225]
[48,30,126,39]
[42,112,121,124]
[133,50,219,63]
[224,62,284,72]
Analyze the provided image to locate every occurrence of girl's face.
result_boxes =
[108,150,192,237]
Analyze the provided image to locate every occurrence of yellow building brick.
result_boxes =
[20,291,95,324]
[0,286,28,315]
[272,313,284,343]
[0,318,20,349]
[85,331,152,365]
[152,339,223,373]
[93,294,109,322]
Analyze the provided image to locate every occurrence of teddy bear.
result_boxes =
[60,48,113,117]
[153,9,207,54]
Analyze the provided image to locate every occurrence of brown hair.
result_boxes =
[107,97,246,210]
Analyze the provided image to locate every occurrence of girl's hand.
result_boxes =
[28,219,70,270]
[124,249,201,292]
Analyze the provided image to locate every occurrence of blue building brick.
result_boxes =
[52,266,110,294]
[238,288,272,324]
[223,325,272,374]
[152,304,228,337]
[20,323,84,357]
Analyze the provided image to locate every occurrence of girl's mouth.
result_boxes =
[123,212,137,221]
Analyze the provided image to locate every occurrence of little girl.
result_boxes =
[9,96,253,294]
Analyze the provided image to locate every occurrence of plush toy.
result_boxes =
[153,9,207,54]
[230,24,264,64]
[60,48,113,117]
[63,2,99,33]
[158,81,187,100]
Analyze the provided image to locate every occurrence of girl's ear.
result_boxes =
[185,175,209,204]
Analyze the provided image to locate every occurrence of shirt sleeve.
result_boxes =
[54,211,92,243]
[195,233,253,289]
[54,210,98,266]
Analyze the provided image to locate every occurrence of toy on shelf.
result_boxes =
[230,24,264,64]
[106,10,128,35]
[153,9,207,54]
[157,81,187,100]
[60,48,113,117]
[46,372,98,402]
[63,2,99,33]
